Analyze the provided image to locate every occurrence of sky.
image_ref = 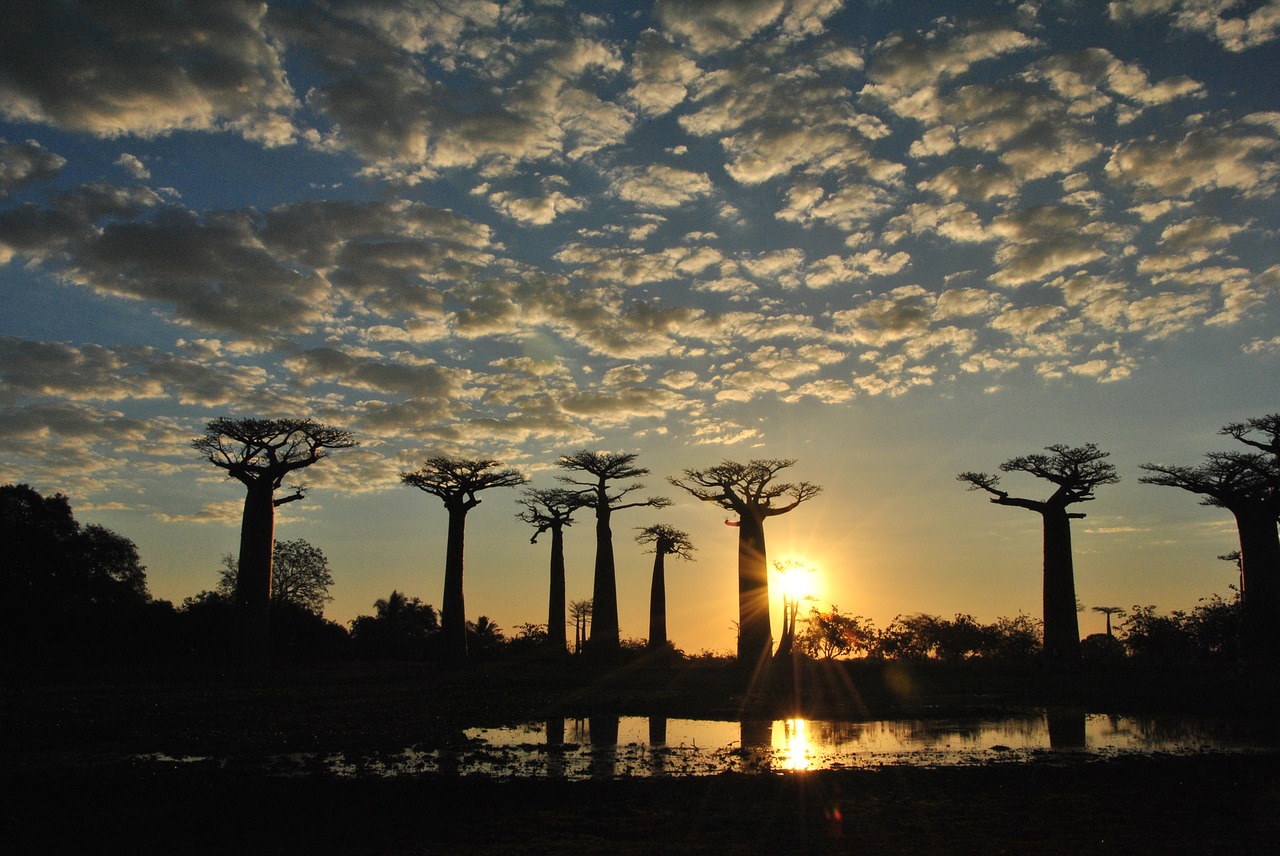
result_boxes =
[1,0,1278,654]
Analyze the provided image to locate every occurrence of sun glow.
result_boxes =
[780,719,812,771]
[774,559,819,602]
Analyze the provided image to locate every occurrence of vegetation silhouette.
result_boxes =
[216,538,334,615]
[0,483,153,658]
[669,459,822,667]
[517,487,592,652]
[401,457,527,659]
[1092,606,1125,638]
[1140,413,1280,660]
[569,598,593,654]
[557,450,670,656]
[959,443,1119,664]
[193,417,356,660]
[349,590,439,660]
[635,524,695,652]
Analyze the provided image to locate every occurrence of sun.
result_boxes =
[773,558,819,603]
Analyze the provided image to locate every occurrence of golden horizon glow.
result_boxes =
[773,559,820,603]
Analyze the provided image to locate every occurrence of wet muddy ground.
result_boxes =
[4,658,1279,853]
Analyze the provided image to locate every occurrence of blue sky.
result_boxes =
[2,0,1277,652]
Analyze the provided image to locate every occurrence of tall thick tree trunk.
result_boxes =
[590,507,620,653]
[548,525,567,651]
[235,483,275,660]
[1041,511,1081,663]
[648,550,667,650]
[441,506,469,658]
[1235,510,1280,660]
[737,515,771,666]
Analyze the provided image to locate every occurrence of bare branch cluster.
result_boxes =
[635,523,695,560]
[401,457,527,509]
[516,487,592,543]
[556,450,671,511]
[668,459,822,518]
[958,443,1118,513]
[193,417,358,488]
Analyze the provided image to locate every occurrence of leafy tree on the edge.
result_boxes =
[218,538,335,615]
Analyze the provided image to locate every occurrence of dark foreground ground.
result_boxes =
[3,657,1279,854]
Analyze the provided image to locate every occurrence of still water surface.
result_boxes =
[231,712,1277,779]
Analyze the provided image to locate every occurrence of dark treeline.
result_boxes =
[2,411,1274,670]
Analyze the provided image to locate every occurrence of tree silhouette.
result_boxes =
[517,487,591,652]
[557,451,670,655]
[1141,414,1280,659]
[959,443,1118,664]
[402,457,526,659]
[349,590,438,659]
[635,524,695,651]
[772,559,814,658]
[669,459,822,666]
[219,538,335,615]
[1092,605,1124,637]
[193,418,356,657]
[569,598,592,654]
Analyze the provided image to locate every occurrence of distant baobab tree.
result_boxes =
[193,417,357,658]
[517,487,591,652]
[669,459,822,666]
[1141,414,1280,659]
[635,524,695,651]
[402,457,527,658]
[557,451,670,655]
[1092,606,1124,637]
[959,443,1119,664]
[569,598,592,654]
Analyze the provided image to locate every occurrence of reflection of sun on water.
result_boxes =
[780,719,812,771]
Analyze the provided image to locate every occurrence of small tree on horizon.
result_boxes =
[959,443,1119,664]
[402,457,526,659]
[193,417,356,659]
[518,487,591,652]
[1092,605,1124,637]
[635,524,695,651]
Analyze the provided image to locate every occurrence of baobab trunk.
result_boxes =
[442,506,469,658]
[648,550,667,650]
[234,482,276,659]
[1235,509,1280,660]
[1041,511,1081,663]
[737,515,771,666]
[590,508,620,653]
[548,525,567,651]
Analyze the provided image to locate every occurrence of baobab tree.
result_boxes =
[1141,414,1280,659]
[402,457,526,658]
[557,451,670,654]
[635,524,695,651]
[569,598,592,654]
[959,443,1119,664]
[1092,605,1124,637]
[517,487,591,652]
[193,417,356,657]
[669,459,822,666]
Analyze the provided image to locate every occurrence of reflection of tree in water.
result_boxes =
[546,717,566,779]
[588,715,619,780]
[648,716,668,775]
[1047,712,1086,749]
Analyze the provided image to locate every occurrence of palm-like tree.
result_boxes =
[402,457,526,658]
[635,524,695,650]
[959,443,1119,663]
[518,487,591,651]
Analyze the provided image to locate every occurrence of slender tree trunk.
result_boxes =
[548,524,567,651]
[442,505,469,658]
[737,514,771,666]
[235,482,275,660]
[1235,509,1280,660]
[1041,510,1081,663]
[589,504,620,653]
[648,550,667,650]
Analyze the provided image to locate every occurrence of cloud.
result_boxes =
[612,164,714,208]
[1106,121,1280,197]
[1109,0,1280,52]
[988,204,1131,287]
[627,29,702,116]
[0,0,298,144]
[0,138,65,197]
